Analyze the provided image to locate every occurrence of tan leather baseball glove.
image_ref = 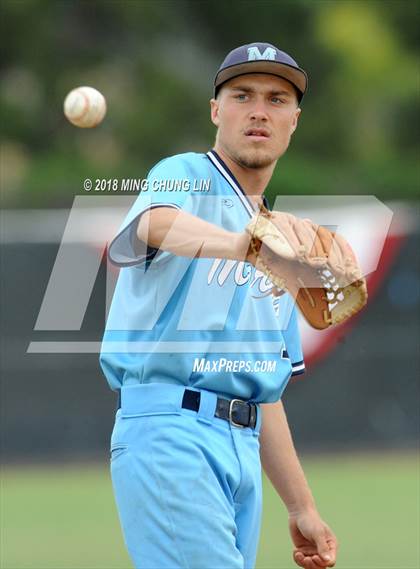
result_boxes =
[246,207,368,329]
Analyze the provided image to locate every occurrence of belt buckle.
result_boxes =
[229,399,247,428]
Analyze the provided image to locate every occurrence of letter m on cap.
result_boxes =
[247,46,276,61]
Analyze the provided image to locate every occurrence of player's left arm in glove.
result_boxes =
[260,400,338,568]
[246,206,367,329]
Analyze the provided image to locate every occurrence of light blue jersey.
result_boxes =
[100,150,305,403]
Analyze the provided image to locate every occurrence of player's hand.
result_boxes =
[289,509,338,568]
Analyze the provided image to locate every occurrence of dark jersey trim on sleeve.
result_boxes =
[291,360,306,377]
[107,203,181,267]
[282,350,305,377]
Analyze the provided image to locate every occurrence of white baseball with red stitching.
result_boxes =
[64,86,106,128]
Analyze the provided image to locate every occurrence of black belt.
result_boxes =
[117,388,258,429]
[182,389,258,429]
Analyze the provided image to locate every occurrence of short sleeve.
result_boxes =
[281,299,305,377]
[108,154,200,267]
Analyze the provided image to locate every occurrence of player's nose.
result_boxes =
[249,101,268,122]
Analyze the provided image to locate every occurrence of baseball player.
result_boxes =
[100,42,338,569]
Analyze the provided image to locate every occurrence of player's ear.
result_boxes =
[210,98,220,127]
[290,107,301,135]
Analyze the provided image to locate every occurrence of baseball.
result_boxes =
[63,86,106,128]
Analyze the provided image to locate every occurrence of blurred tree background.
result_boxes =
[1,0,419,208]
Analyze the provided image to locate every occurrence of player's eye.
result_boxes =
[235,93,248,101]
[271,97,286,104]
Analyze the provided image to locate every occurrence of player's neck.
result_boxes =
[213,146,275,204]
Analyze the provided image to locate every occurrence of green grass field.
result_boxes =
[1,453,418,569]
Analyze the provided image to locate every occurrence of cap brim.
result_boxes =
[214,61,307,98]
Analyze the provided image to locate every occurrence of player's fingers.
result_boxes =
[293,551,306,567]
[294,550,326,569]
[324,537,338,566]
[313,530,335,567]
[294,551,318,569]
[311,554,334,568]
[303,557,322,569]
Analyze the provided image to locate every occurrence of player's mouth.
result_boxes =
[244,127,271,141]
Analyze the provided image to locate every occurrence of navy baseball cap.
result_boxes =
[214,42,308,102]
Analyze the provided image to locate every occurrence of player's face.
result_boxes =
[210,74,301,169]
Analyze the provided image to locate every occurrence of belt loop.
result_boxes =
[197,390,217,425]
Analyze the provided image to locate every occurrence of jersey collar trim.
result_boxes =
[206,150,269,217]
